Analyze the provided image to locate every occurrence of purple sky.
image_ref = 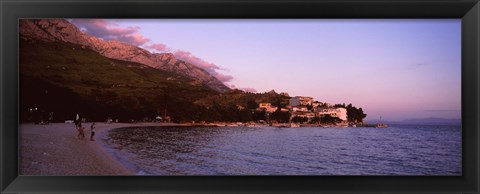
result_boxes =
[70,19,461,121]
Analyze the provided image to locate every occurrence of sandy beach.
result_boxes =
[19,122,166,176]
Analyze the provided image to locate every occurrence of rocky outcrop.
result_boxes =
[19,19,230,92]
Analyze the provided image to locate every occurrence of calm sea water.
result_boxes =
[103,125,461,175]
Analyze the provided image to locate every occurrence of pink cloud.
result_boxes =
[173,50,232,82]
[116,33,150,46]
[174,50,220,70]
[70,19,150,46]
[211,72,234,82]
[69,19,234,84]
[145,43,169,52]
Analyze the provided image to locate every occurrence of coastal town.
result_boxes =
[19,19,374,129]
[252,95,349,127]
[20,18,464,178]
[151,94,369,128]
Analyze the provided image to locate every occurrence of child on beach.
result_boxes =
[90,122,96,141]
[77,126,85,140]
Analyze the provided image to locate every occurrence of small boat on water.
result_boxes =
[375,116,388,128]
[375,123,388,128]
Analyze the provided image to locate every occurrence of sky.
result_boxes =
[69,19,461,121]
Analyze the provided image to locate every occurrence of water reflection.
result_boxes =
[106,125,461,175]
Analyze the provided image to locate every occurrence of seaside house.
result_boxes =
[292,106,309,112]
[305,112,316,119]
[315,107,348,121]
[335,108,348,121]
[289,96,313,106]
[257,102,278,113]
[291,112,316,121]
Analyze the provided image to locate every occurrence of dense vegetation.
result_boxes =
[334,103,368,123]
[20,38,368,124]
[19,39,290,123]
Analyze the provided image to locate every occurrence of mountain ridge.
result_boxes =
[19,38,221,122]
[19,19,230,92]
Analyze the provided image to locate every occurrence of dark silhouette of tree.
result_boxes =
[291,116,308,124]
[320,115,342,124]
[270,108,291,123]
[253,109,266,121]
[310,116,321,124]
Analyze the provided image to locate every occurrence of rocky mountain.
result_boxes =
[19,19,230,92]
[20,37,222,122]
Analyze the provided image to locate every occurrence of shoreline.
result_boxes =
[20,123,461,175]
[96,123,155,175]
[19,122,184,176]
[19,122,397,176]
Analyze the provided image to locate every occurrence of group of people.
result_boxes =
[75,114,95,141]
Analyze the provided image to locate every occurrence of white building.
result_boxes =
[292,112,315,119]
[289,96,313,106]
[257,103,279,113]
[292,106,309,112]
[316,107,348,121]
[335,108,348,121]
[316,107,336,115]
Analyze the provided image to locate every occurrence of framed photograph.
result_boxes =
[1,0,479,193]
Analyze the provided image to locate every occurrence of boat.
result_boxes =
[375,116,388,128]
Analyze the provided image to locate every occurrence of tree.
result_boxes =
[270,108,291,123]
[310,116,321,124]
[291,116,308,124]
[306,104,313,111]
[253,109,266,121]
[345,104,367,123]
[320,114,342,124]
[247,99,258,109]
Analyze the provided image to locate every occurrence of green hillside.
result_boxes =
[20,38,298,123]
[20,38,218,122]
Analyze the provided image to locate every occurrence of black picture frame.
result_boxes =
[1,0,479,193]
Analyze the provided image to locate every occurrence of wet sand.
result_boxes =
[19,122,174,175]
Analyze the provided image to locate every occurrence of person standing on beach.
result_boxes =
[78,126,85,140]
[90,122,96,141]
[75,113,81,129]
